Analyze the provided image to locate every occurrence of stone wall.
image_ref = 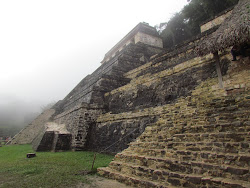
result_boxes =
[32,122,72,152]
[105,54,219,113]
[98,54,250,187]
[84,40,232,153]
[104,34,230,114]
[134,32,163,48]
[101,23,162,64]
[53,103,103,151]
[46,42,164,151]
[86,115,157,154]
[200,9,233,33]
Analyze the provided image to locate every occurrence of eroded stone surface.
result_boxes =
[10,18,250,187]
[32,122,72,152]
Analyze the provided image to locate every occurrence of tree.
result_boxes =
[160,13,193,48]
[159,0,239,48]
[182,0,239,35]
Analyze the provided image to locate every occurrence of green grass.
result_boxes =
[0,144,114,188]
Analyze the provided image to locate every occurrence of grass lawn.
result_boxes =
[0,144,114,188]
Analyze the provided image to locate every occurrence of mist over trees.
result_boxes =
[40,101,56,112]
[0,96,57,137]
[157,0,239,48]
[0,97,42,137]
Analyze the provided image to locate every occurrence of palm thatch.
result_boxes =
[196,0,250,56]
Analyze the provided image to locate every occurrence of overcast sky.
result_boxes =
[0,0,188,118]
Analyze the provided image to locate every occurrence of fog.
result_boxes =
[0,94,40,128]
[0,0,188,130]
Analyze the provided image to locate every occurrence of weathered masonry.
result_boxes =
[200,7,233,33]
[97,1,250,187]
[11,0,250,187]
[101,22,163,64]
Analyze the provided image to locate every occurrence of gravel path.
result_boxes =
[76,175,133,188]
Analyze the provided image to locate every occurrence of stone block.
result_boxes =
[26,153,36,158]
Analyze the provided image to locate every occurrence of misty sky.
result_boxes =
[0,0,188,126]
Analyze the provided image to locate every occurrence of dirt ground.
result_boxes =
[0,172,133,188]
[76,175,133,188]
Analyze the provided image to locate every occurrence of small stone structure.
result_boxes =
[32,122,71,152]
[26,153,36,158]
[101,23,163,64]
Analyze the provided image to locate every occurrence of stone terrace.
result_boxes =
[98,49,250,187]
[87,32,222,153]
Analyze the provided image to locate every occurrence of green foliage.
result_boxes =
[160,12,193,48]
[0,145,114,188]
[159,0,239,48]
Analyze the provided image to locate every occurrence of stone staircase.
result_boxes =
[73,115,86,151]
[98,72,250,187]
[66,44,156,151]
[9,109,55,145]
[72,107,101,151]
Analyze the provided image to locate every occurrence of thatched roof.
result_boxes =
[196,0,250,56]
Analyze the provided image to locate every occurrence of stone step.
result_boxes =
[143,120,250,135]
[104,161,250,188]
[118,149,250,168]
[139,132,250,143]
[183,121,250,134]
[207,113,250,124]
[173,151,250,168]
[172,132,250,143]
[211,107,250,115]
[140,123,250,142]
[110,158,249,182]
[129,141,250,154]
[126,147,249,162]
[98,167,173,188]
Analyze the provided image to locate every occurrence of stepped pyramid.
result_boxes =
[10,23,165,152]
[97,2,250,186]
[10,0,250,186]
[98,53,250,187]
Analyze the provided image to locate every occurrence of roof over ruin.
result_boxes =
[196,0,250,56]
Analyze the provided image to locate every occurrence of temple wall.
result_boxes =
[53,103,103,150]
[85,41,234,153]
[104,34,232,114]
[101,23,162,64]
[200,10,232,33]
[98,55,250,186]
[134,32,163,48]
